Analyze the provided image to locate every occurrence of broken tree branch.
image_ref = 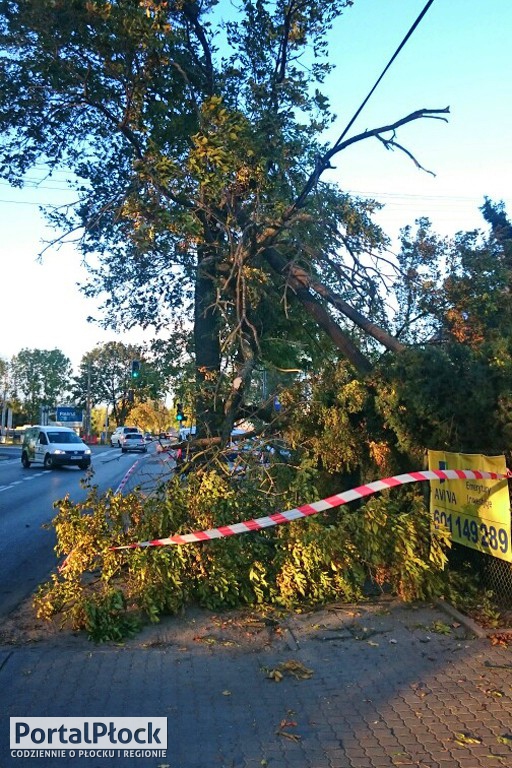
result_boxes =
[291,107,450,212]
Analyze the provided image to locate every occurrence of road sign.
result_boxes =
[56,406,83,423]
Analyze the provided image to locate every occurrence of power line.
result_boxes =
[0,181,73,191]
[347,190,488,203]
[0,197,48,205]
[0,176,77,191]
[334,0,437,148]
[0,177,493,207]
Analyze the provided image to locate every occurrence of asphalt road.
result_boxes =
[0,443,175,617]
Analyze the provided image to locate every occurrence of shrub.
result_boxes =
[34,460,451,641]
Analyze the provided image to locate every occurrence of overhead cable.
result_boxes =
[333,0,437,149]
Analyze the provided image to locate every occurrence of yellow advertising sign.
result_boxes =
[428,451,511,562]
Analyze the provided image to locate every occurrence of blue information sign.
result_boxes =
[56,406,83,423]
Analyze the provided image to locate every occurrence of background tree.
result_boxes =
[127,399,171,434]
[73,342,165,426]
[279,201,512,504]
[391,217,447,345]
[480,197,512,266]
[0,0,448,446]
[9,348,73,424]
[363,203,512,463]
[392,206,512,351]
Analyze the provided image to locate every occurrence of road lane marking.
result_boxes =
[0,471,61,492]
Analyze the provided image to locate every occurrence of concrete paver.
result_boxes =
[1,599,511,768]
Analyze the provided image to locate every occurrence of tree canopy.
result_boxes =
[0,0,451,442]
[73,341,166,425]
[9,348,73,423]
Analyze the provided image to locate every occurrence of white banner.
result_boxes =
[10,717,167,750]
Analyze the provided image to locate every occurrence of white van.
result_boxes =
[21,426,92,470]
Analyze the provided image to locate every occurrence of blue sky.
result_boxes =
[1,0,511,370]
[326,0,512,235]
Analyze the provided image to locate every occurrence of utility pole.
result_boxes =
[85,359,92,438]
[0,367,7,441]
[0,382,6,443]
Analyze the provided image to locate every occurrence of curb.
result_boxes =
[434,598,490,639]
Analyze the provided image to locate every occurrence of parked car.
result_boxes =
[179,426,196,441]
[21,426,92,470]
[111,426,140,447]
[121,432,147,453]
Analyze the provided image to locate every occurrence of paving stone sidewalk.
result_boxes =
[1,599,512,768]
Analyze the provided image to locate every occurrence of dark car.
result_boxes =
[121,432,147,454]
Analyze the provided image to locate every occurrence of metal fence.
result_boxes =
[449,543,512,608]
[480,552,512,607]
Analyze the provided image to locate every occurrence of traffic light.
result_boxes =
[131,360,141,379]
[175,403,186,422]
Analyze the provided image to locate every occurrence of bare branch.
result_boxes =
[292,107,450,212]
[375,131,436,176]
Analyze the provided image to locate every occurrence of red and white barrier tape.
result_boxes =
[110,468,509,551]
[114,457,143,495]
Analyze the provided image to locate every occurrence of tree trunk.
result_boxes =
[194,247,222,439]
